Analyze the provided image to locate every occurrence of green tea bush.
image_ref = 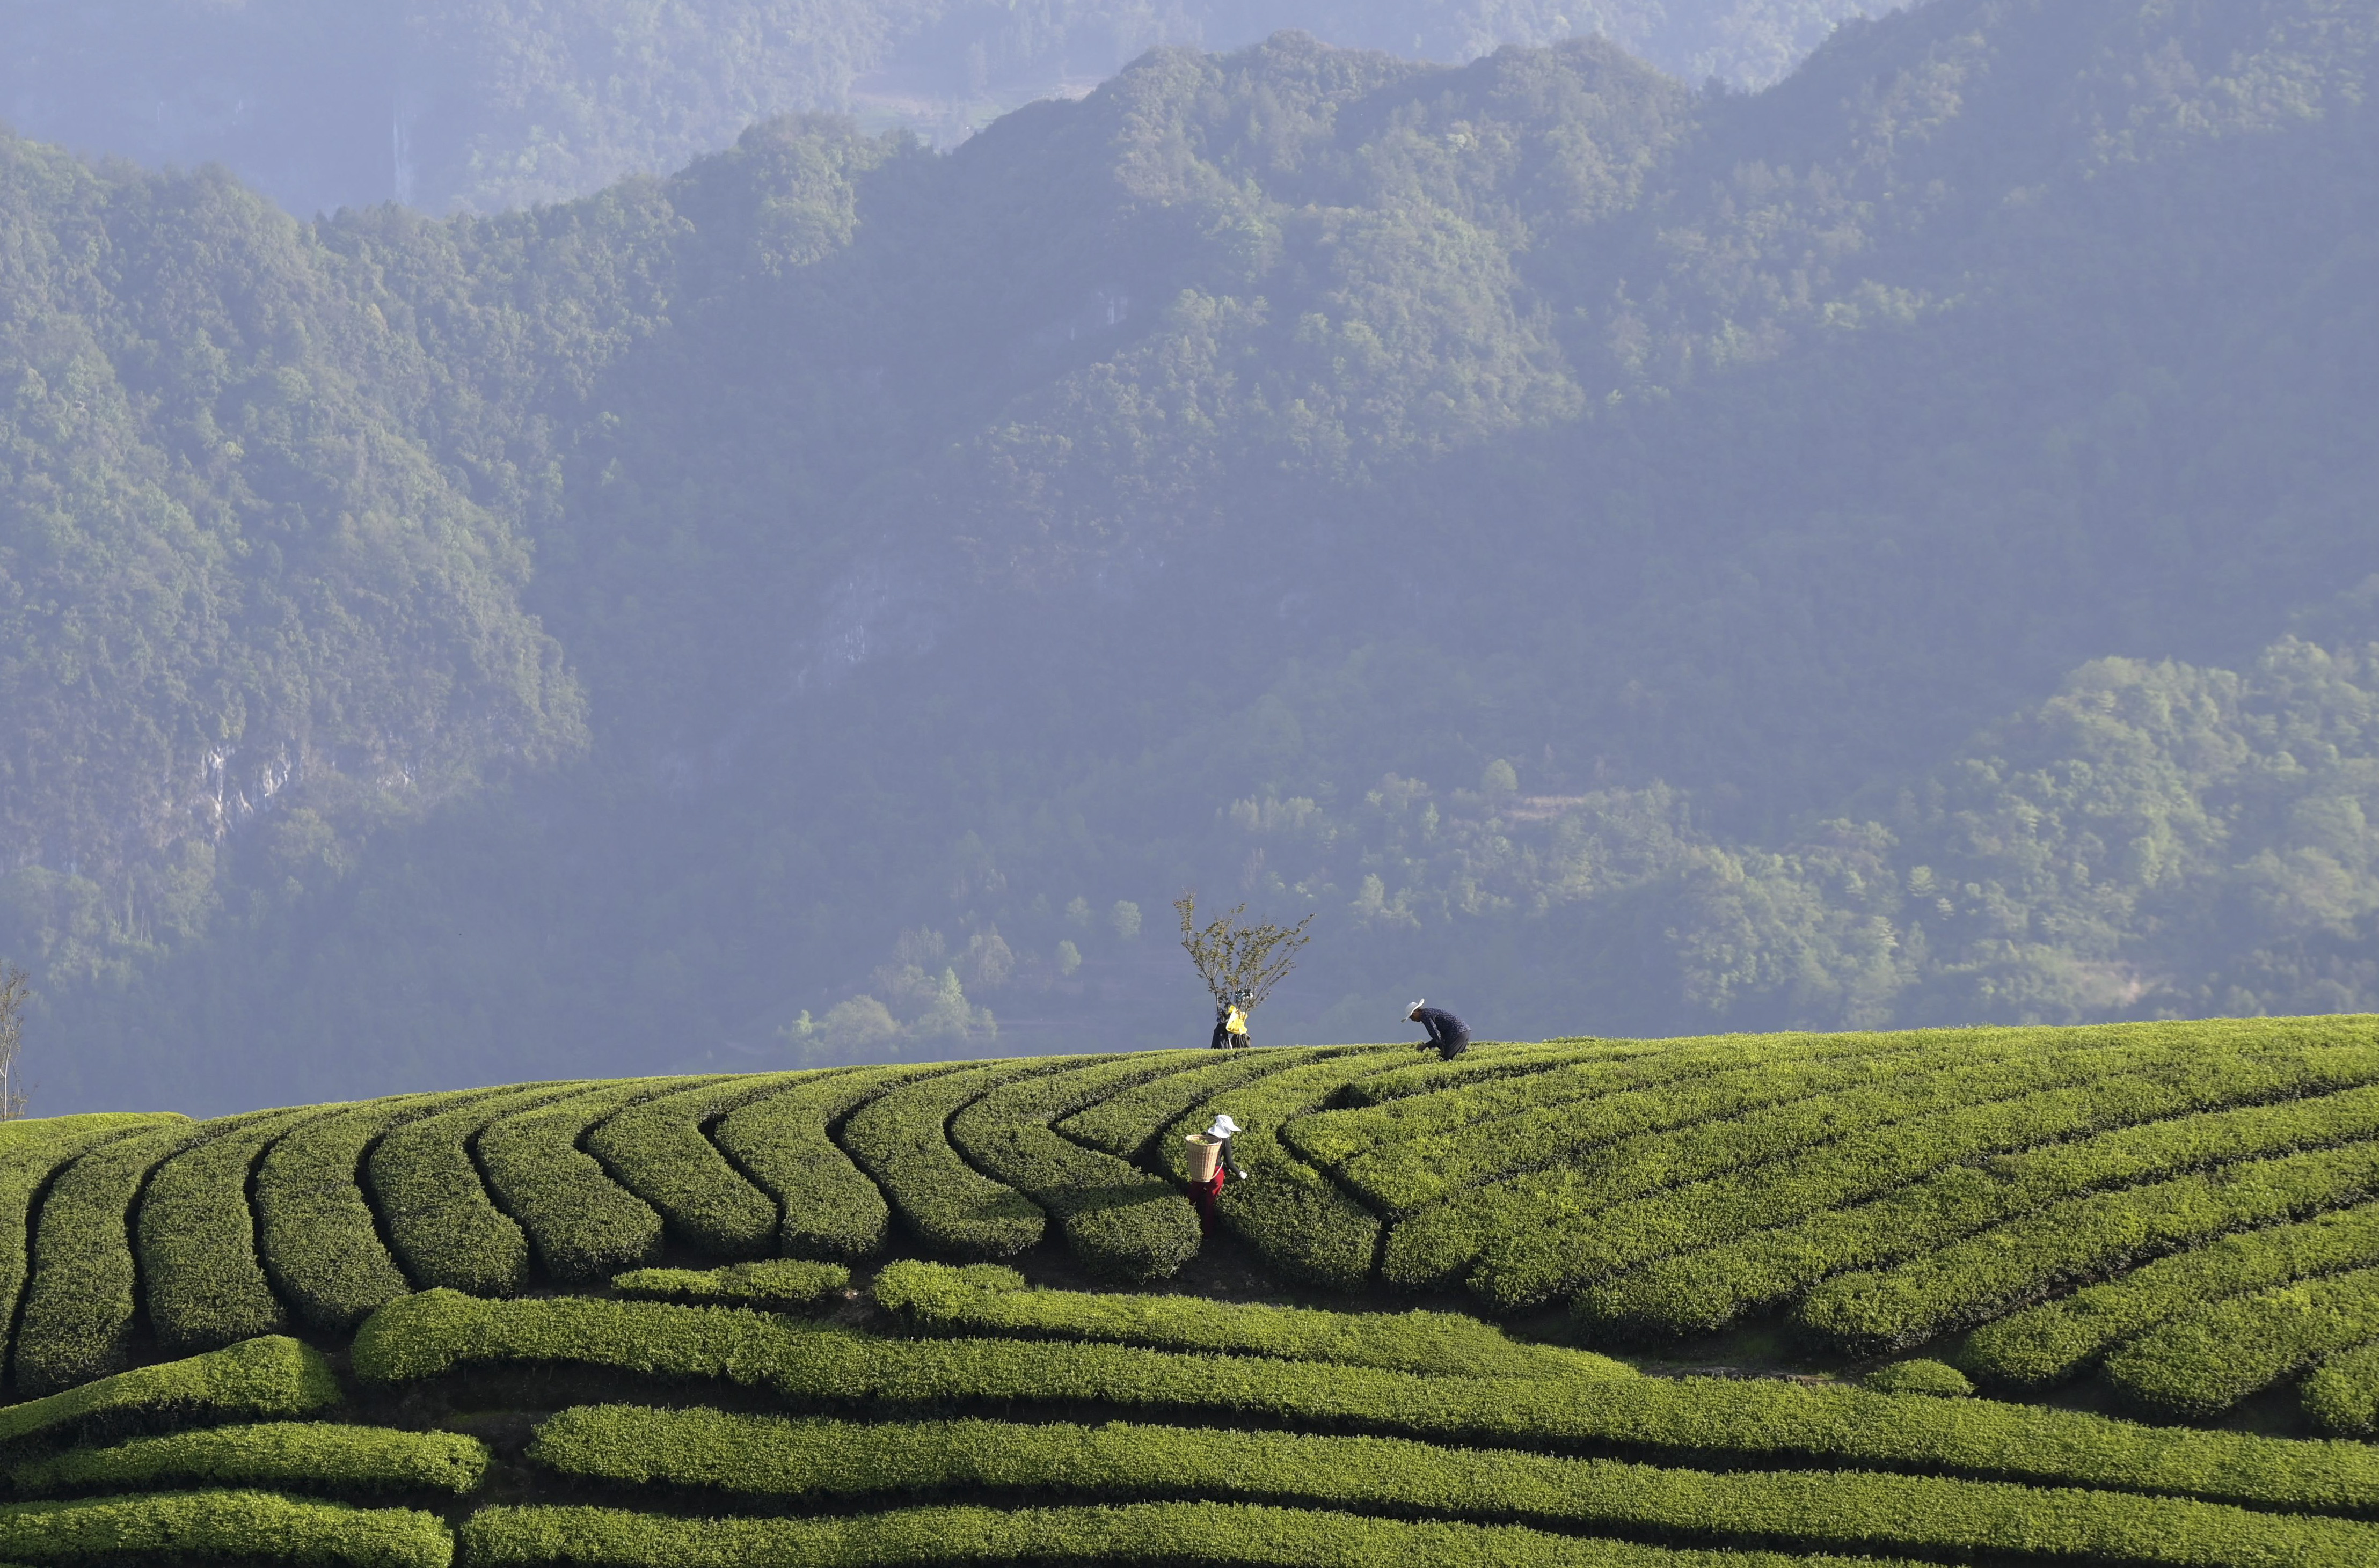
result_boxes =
[871,1259,1628,1380]
[520,1406,2379,1567]
[2104,1264,2379,1419]
[713,1065,952,1261]
[11,1423,488,1497]
[0,1115,177,1379]
[611,1259,849,1308]
[948,1056,1205,1279]
[256,1091,500,1331]
[1966,1199,2379,1389]
[352,1292,2379,1515]
[477,1080,691,1284]
[139,1109,326,1354]
[1861,1361,1973,1397]
[1332,1038,1663,1109]
[842,1061,1077,1260]
[367,1083,594,1297]
[1470,1035,2346,1310]
[1794,1139,2379,1356]
[0,1488,451,1565]
[1057,1050,1339,1160]
[0,1337,338,1452]
[2302,1343,2379,1437]
[12,1121,216,1394]
[1589,1079,2379,1342]
[1303,1031,1951,1215]
[1160,1051,1407,1290]
[461,1499,1871,1568]
[586,1075,801,1257]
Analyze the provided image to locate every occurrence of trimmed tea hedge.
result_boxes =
[0,1489,451,1565]
[713,1066,952,1261]
[0,1115,178,1379]
[586,1075,802,1257]
[521,1406,2379,1567]
[871,1260,1626,1380]
[13,1120,221,1394]
[1161,1051,1408,1291]
[1470,1036,2354,1310]
[11,1423,488,1497]
[478,1079,696,1284]
[947,1056,1205,1280]
[1965,1199,2379,1389]
[2303,1342,2379,1437]
[139,1109,327,1354]
[842,1061,1081,1261]
[1301,1031,1952,1215]
[352,1292,2379,1515]
[1593,1080,2379,1344]
[1331,1038,1661,1109]
[1793,1139,2379,1356]
[461,1500,1888,1568]
[255,1091,501,1331]
[2104,1264,2379,1419]
[0,1337,339,1452]
[612,1260,850,1309]
[368,1083,594,1297]
[1056,1050,1340,1161]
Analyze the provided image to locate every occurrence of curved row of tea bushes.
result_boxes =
[586,1075,800,1256]
[367,1084,594,1298]
[842,1061,1081,1261]
[254,1091,499,1331]
[0,1337,338,1451]
[351,1293,2379,1515]
[947,1056,1204,1280]
[713,1066,952,1261]
[477,1080,698,1284]
[0,1489,450,1566]
[1967,1203,2379,1390]
[1163,1051,1406,1290]
[1301,1032,1949,1215]
[2104,1264,2379,1418]
[2302,1343,2379,1435]
[1056,1050,1340,1161]
[1331,1038,1654,1109]
[11,1120,225,1394]
[1466,1038,2358,1310]
[10,1423,488,1498]
[1792,1135,2379,1356]
[0,1115,178,1379]
[1594,1080,2379,1343]
[611,1260,849,1309]
[138,1109,331,1354]
[871,1261,1626,1380]
[522,1406,2379,1568]
[461,1499,1888,1568]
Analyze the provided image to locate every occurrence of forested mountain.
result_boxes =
[5,0,2378,1112]
[0,0,1886,216]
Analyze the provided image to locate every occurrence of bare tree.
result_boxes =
[0,964,27,1121]
[1174,893,1315,1039]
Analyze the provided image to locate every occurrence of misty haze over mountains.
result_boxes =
[3,0,2378,1113]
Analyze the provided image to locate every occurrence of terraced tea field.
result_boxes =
[3,1018,2377,1564]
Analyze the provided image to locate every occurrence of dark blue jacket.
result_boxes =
[1413,1006,1470,1058]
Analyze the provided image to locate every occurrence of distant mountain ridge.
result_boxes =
[2,0,2378,1109]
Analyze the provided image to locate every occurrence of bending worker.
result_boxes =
[1407,998,1471,1060]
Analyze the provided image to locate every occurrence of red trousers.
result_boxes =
[1193,1169,1228,1235]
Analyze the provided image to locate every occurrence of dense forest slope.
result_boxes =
[0,0,1886,215]
[1,1023,2377,1564]
[5,0,2379,1109]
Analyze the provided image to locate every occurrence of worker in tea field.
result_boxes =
[1407,999,1470,1059]
[1209,988,1251,1049]
[1193,1112,1247,1233]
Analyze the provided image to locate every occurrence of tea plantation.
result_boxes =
[3,1019,2378,1564]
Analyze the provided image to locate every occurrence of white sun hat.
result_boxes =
[1407,998,1426,1015]
[1207,1113,1241,1139]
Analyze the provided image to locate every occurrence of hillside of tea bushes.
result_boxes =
[3,1018,2379,1564]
